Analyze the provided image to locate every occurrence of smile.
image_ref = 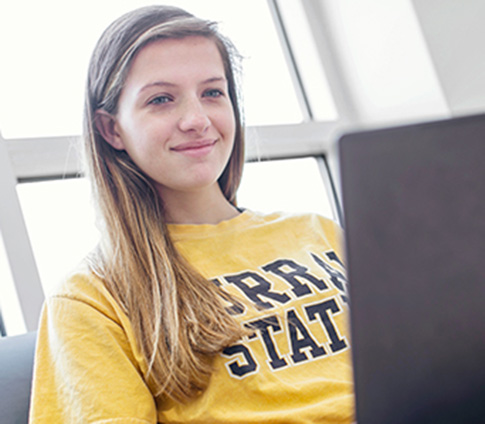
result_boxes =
[171,139,217,157]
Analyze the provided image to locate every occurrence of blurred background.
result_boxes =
[1,0,484,335]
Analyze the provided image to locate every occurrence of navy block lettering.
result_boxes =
[305,299,347,353]
[211,278,245,316]
[325,251,344,268]
[225,271,290,309]
[223,344,258,377]
[246,316,288,370]
[311,253,349,304]
[287,309,326,363]
[262,259,328,297]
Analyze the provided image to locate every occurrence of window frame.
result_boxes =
[0,0,352,334]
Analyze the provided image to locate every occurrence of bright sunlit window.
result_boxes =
[16,157,335,297]
[0,0,339,336]
[16,178,99,297]
[239,157,334,217]
[278,0,338,121]
[0,0,303,139]
[1,0,451,337]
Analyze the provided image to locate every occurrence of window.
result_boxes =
[277,0,338,121]
[239,157,336,218]
[1,0,343,334]
[0,0,303,139]
[16,178,99,296]
[16,157,337,297]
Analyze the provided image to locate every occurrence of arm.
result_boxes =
[29,280,158,423]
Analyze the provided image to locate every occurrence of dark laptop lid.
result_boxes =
[339,114,485,424]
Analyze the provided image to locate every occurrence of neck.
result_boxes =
[159,185,240,225]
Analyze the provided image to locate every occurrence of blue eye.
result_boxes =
[204,89,224,98]
[149,95,172,105]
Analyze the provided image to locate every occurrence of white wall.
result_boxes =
[312,0,450,126]
[412,0,485,116]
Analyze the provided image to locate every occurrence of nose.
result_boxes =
[178,97,211,134]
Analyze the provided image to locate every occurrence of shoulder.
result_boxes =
[44,264,127,327]
[38,263,144,367]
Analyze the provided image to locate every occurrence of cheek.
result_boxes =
[219,107,237,141]
[119,128,162,174]
[122,118,166,153]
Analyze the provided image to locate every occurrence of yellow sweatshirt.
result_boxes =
[29,211,354,423]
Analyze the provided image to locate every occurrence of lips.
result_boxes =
[171,139,217,157]
[171,140,216,152]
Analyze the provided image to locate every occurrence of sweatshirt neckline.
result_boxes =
[167,210,255,240]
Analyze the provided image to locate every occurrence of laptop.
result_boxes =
[338,114,485,424]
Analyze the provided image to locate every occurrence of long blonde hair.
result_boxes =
[83,6,246,403]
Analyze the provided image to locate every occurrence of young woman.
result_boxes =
[29,5,354,423]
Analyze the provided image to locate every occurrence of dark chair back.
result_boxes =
[0,332,37,424]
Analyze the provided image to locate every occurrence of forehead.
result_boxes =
[126,36,226,83]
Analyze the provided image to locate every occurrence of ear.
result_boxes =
[94,110,125,150]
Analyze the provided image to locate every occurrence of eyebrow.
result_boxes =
[139,76,227,94]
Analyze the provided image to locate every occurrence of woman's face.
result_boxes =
[107,36,236,201]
